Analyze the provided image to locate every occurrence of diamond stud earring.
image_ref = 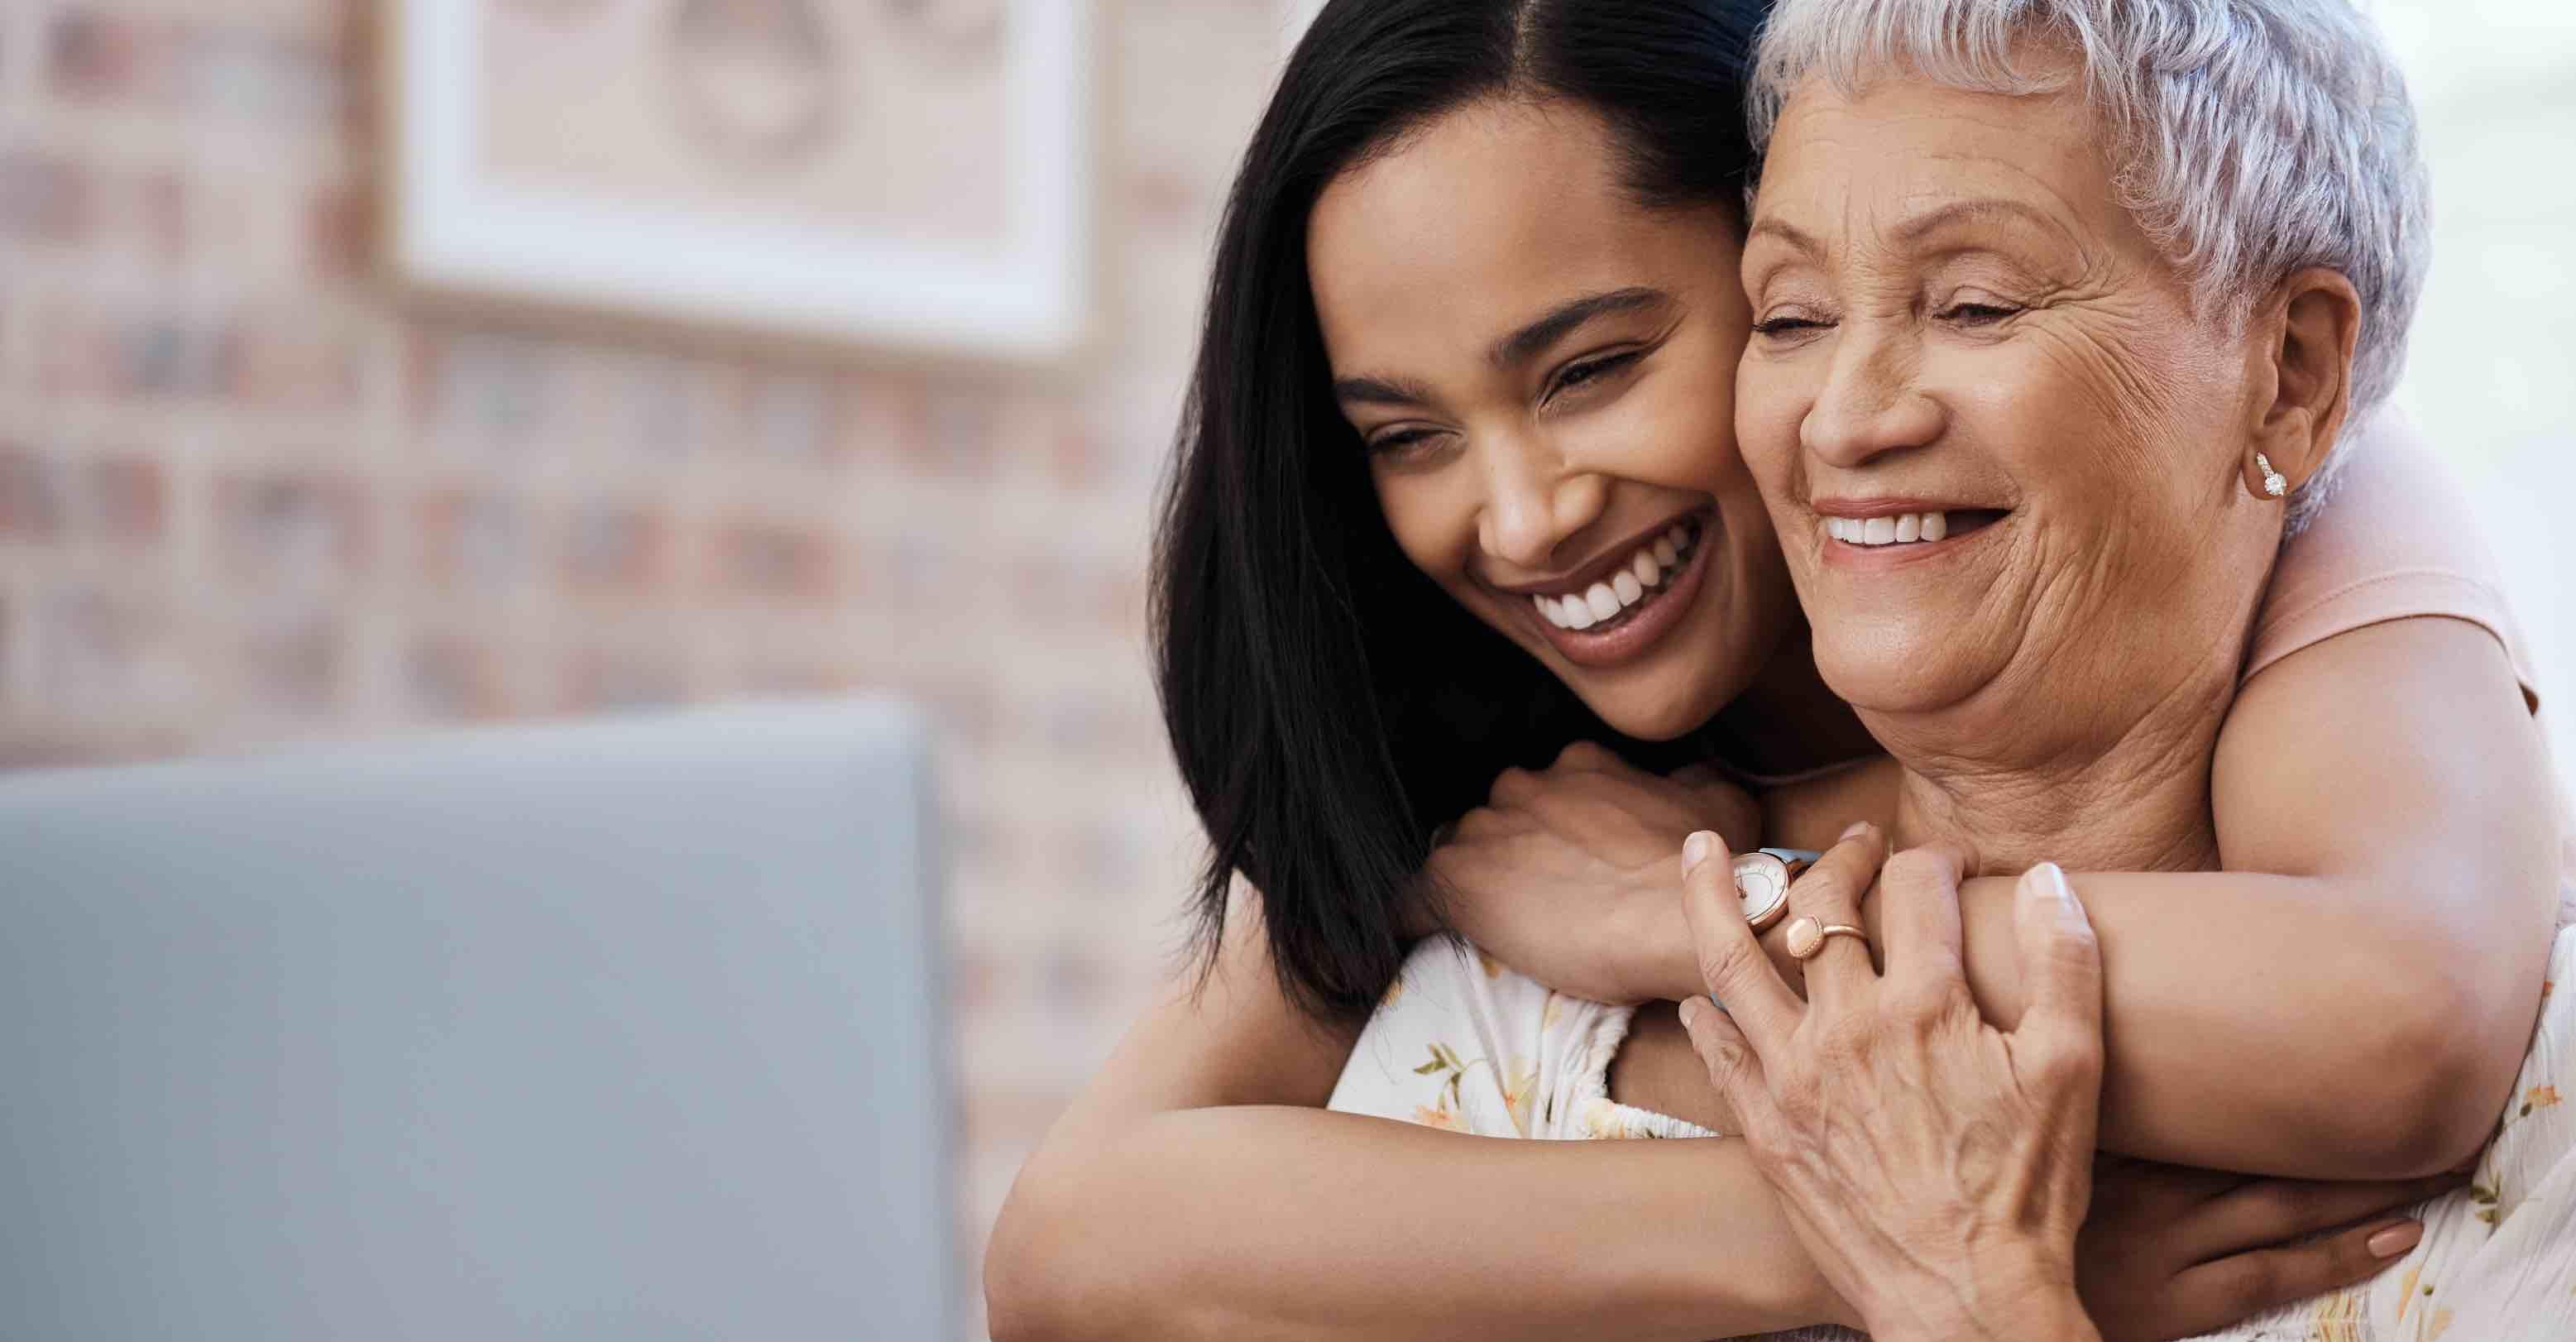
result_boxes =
[2256,452,2288,498]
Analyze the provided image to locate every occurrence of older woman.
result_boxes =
[1701,5,2576,1332]
[988,1,2567,1338]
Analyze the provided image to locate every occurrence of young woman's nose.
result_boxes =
[1476,430,1609,571]
[1800,328,1946,469]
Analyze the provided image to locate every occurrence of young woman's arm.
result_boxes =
[985,887,2444,1341]
[982,900,1849,1342]
[1926,614,2559,1177]
[1465,616,2558,1181]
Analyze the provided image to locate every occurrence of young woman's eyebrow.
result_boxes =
[1487,286,1669,369]
[1331,374,1436,409]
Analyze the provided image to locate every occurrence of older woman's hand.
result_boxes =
[1677,833,2106,1342]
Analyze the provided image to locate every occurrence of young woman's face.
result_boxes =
[1306,99,1794,741]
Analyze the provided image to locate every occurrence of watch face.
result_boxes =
[1731,851,1790,924]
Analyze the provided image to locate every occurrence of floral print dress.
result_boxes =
[1329,928,2576,1341]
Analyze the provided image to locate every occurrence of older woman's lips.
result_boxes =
[1523,515,1714,669]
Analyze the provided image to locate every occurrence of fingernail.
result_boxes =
[1684,831,1714,870]
[1678,996,1703,1028]
[2029,861,2076,910]
[1840,821,1871,841]
[2366,1221,2423,1258]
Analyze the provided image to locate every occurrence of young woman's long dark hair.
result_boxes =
[1156,0,1770,1023]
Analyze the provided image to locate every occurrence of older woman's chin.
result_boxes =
[1802,611,2013,720]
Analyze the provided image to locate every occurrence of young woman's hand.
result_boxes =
[1423,741,1758,1004]
[2075,1157,2446,1341]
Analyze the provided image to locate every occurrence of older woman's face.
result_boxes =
[1309,99,1795,741]
[1738,73,2278,721]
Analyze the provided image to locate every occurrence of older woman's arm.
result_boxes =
[982,900,1849,1342]
[1921,614,2559,1179]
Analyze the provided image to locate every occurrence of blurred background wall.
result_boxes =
[0,1,2565,1338]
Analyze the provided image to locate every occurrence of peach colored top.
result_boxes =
[2251,411,2540,710]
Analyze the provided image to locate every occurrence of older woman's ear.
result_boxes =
[2241,267,2364,502]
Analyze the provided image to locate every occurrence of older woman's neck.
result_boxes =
[1875,671,2235,875]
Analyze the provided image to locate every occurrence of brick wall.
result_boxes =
[0,2,1300,1333]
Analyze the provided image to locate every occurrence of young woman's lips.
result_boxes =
[1523,516,1714,670]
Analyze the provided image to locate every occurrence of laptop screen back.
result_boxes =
[0,700,950,1342]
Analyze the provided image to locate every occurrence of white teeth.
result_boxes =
[1538,520,1701,635]
[1828,511,1953,548]
[1585,583,1621,621]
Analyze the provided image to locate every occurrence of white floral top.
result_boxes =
[1329,929,2576,1341]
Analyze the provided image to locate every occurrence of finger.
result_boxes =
[2194,1172,2463,1260]
[1780,822,1886,1004]
[1549,739,1625,774]
[1680,830,1802,1050]
[2012,862,2104,1077]
[2170,1216,2422,1335]
[1678,995,1782,1138]
[1878,841,1974,987]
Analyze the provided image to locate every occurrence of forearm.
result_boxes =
[989,1109,1849,1342]
[1921,868,2541,1177]
[1862,1258,2101,1342]
[1634,860,2534,1177]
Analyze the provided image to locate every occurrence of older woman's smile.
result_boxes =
[1813,500,2009,565]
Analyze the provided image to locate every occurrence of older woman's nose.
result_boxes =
[1802,335,1946,467]
[1477,434,1609,570]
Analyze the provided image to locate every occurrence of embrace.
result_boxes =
[989,0,2576,1338]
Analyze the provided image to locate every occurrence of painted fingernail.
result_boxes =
[1840,821,1871,841]
[1684,831,1714,870]
[2366,1220,2423,1258]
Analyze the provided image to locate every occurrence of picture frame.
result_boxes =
[385,0,1093,361]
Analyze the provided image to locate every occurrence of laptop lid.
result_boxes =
[0,699,950,1341]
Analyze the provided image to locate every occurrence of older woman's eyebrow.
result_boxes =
[1746,218,1824,257]
[1893,197,2079,251]
[1487,286,1669,369]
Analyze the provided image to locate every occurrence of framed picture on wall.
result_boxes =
[386,0,1092,360]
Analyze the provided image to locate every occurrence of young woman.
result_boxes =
[985,2,2561,1338]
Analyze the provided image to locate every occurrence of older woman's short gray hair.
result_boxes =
[1747,0,2430,530]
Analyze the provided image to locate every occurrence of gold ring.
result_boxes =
[1784,917,1868,961]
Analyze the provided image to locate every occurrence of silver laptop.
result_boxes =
[0,699,950,1342]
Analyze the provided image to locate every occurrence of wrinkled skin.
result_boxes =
[1735,69,2344,874]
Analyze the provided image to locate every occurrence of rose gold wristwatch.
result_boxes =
[1731,847,1820,932]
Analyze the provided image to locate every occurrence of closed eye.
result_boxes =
[1753,316,1829,337]
[1545,349,1646,403]
[1942,303,2020,326]
[1365,425,1446,460]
